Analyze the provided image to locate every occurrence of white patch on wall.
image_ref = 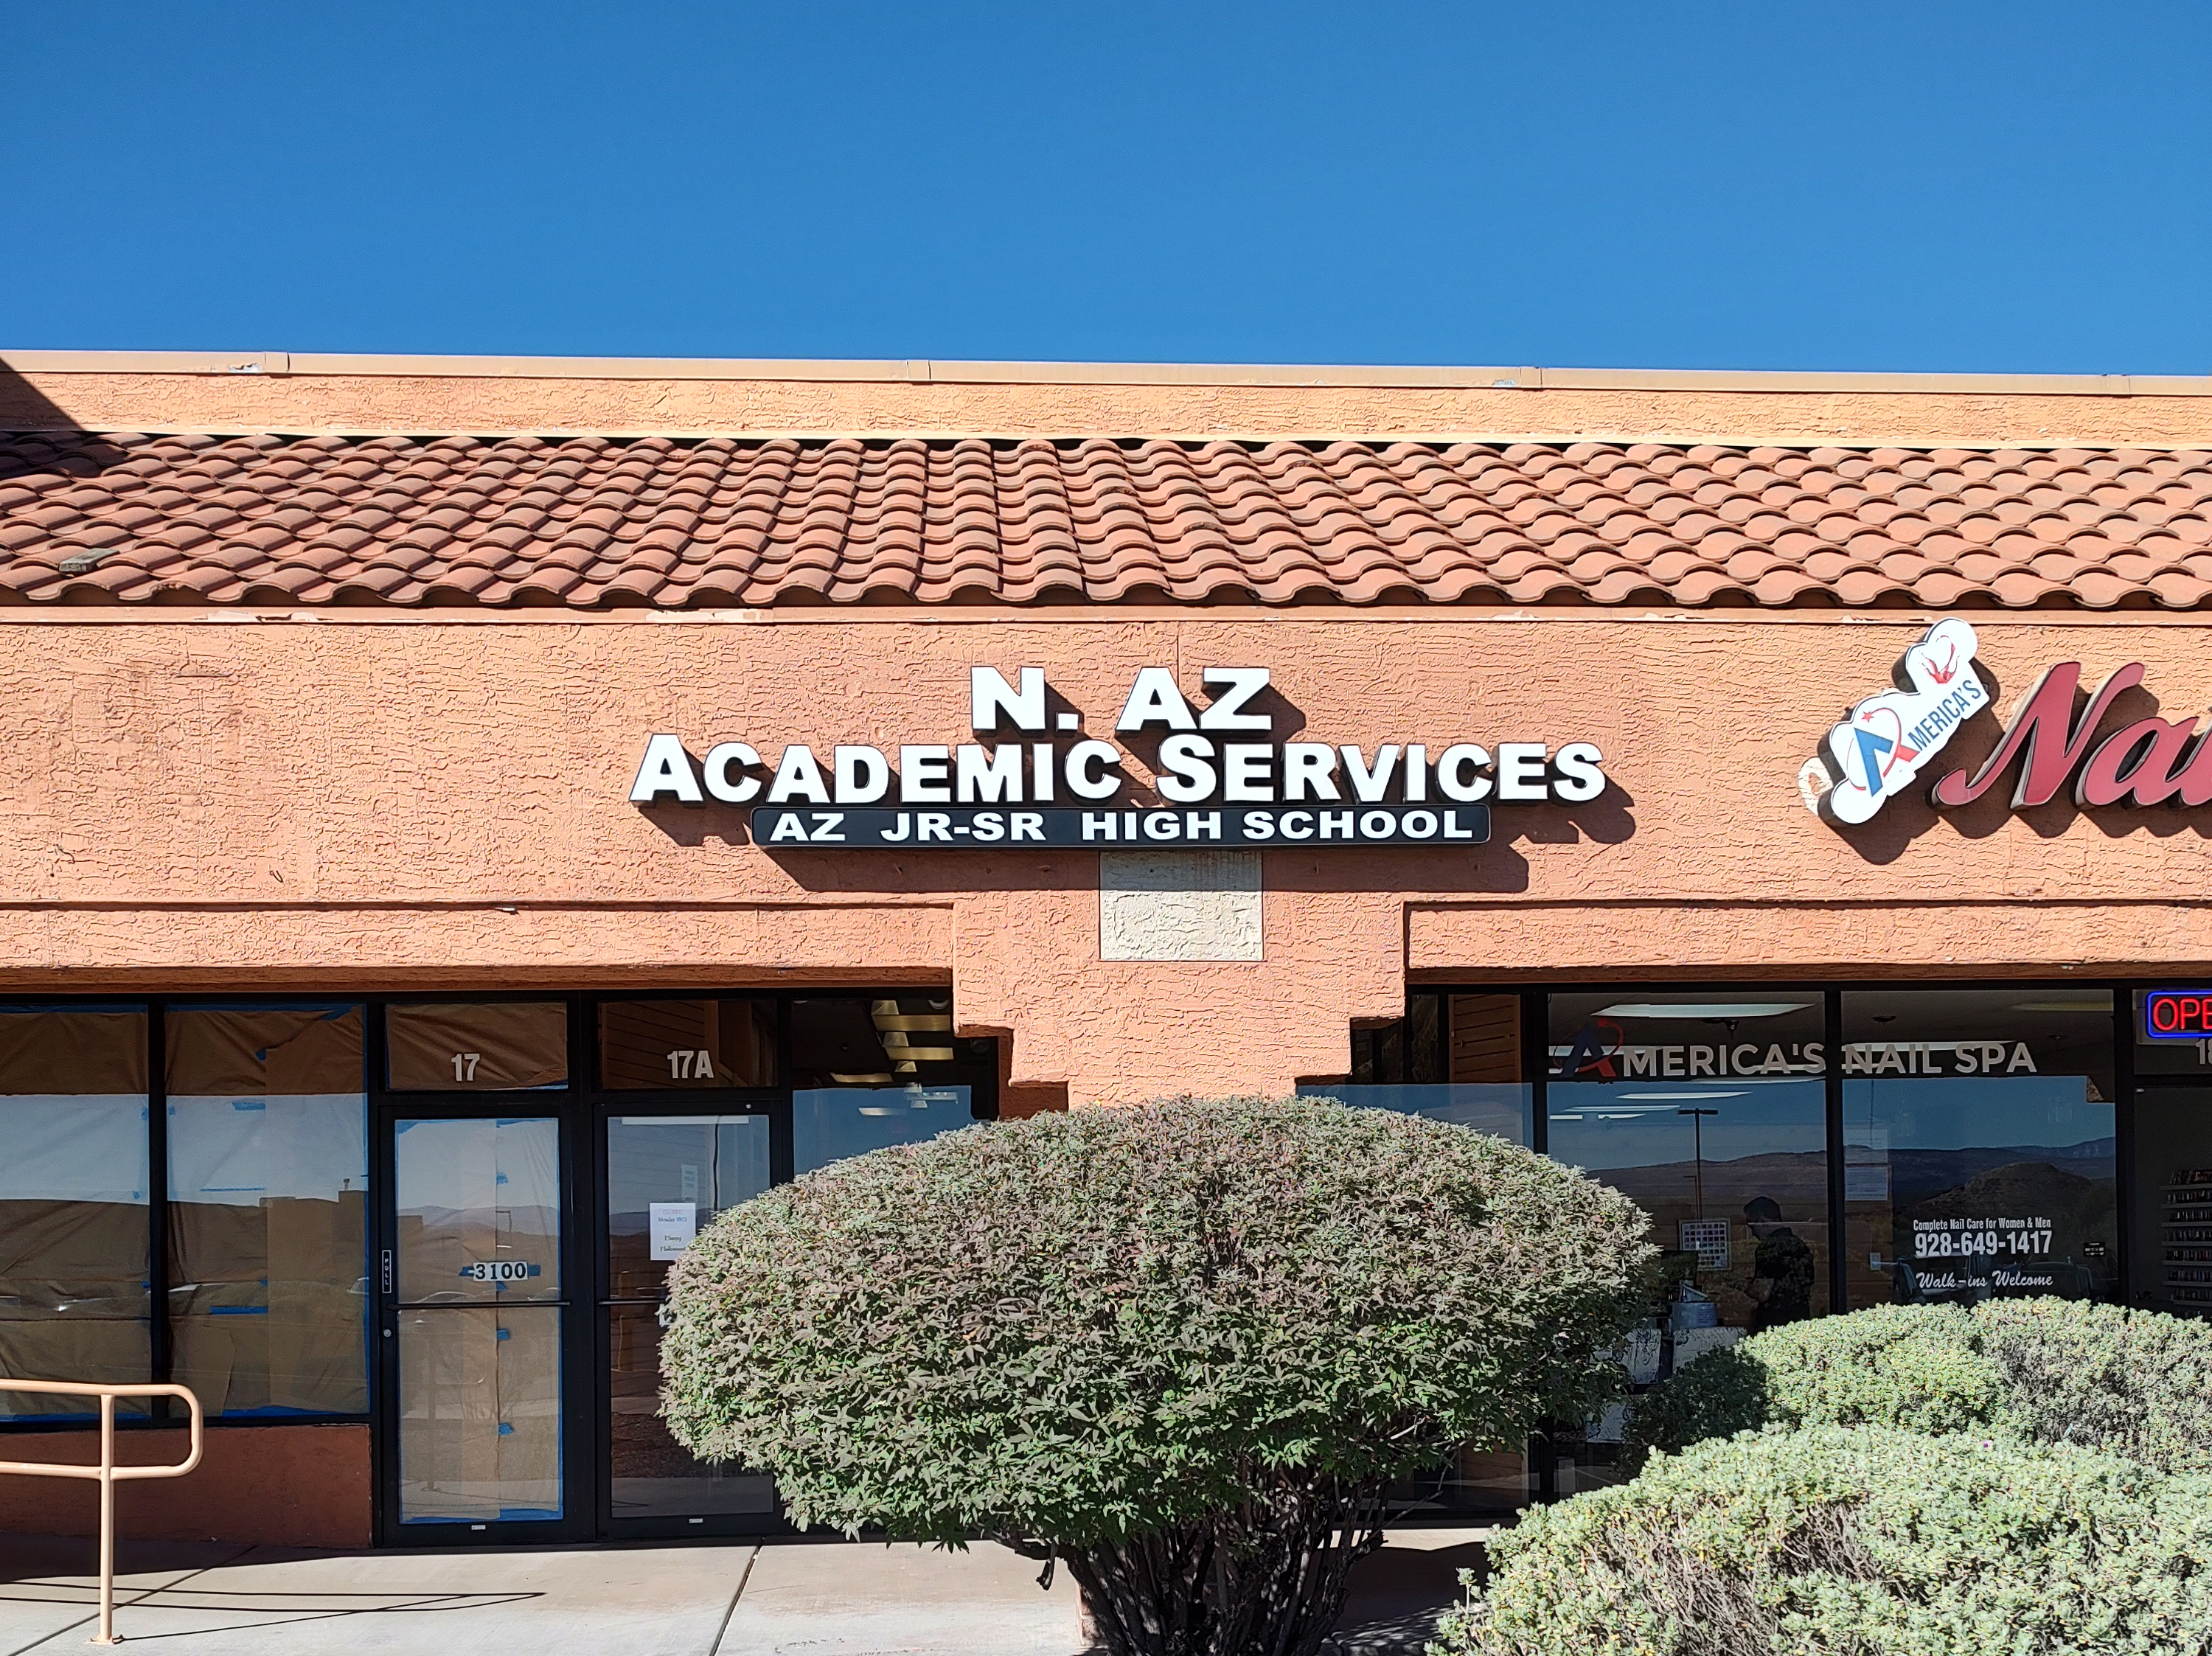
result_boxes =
[1098,850,1263,963]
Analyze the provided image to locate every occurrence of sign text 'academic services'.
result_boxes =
[630,665,1603,850]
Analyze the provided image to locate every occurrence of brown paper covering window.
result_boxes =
[0,1199,152,1416]
[0,1010,147,1094]
[598,999,774,1090]
[164,1006,369,1415]
[167,1195,367,1415]
[168,1006,364,1096]
[387,1002,568,1092]
[0,1009,153,1416]
[397,1305,563,1523]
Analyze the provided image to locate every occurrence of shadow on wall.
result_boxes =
[0,365,89,439]
[1826,663,2212,867]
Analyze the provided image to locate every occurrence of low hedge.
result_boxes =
[1433,1426,2212,1656]
[1619,1298,2212,1475]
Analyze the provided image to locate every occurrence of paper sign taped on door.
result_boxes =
[650,1201,698,1262]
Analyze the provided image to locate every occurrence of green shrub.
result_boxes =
[1620,1298,2212,1475]
[659,1095,1652,1656]
[1974,1298,2212,1475]
[1433,1426,2212,1656]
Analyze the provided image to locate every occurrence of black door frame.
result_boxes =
[367,988,1001,1547]
[369,995,600,1548]
[586,989,790,1541]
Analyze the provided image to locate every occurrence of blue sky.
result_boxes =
[9,4,2210,372]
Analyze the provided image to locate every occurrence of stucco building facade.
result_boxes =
[0,352,2209,1545]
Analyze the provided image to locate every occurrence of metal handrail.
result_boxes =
[0,1380,204,1646]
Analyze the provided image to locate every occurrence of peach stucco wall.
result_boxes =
[1,607,2208,1101]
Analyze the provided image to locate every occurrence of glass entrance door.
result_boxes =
[599,1110,778,1534]
[379,1112,583,1540]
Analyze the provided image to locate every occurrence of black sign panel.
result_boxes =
[749,804,1491,849]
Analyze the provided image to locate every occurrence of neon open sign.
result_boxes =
[2143,991,2212,1040]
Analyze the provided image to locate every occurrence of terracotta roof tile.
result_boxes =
[4,431,2212,609]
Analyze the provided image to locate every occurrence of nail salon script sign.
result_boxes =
[1802,619,2212,824]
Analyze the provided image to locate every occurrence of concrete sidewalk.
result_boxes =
[0,1528,1486,1655]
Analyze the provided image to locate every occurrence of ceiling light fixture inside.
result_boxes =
[1595,1002,1811,1020]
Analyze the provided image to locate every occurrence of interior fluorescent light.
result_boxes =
[857,1107,899,1117]
[1616,1091,1749,1102]
[1595,1002,1811,1020]
[2006,998,2112,1013]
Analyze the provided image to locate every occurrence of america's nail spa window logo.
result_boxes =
[1799,619,1989,824]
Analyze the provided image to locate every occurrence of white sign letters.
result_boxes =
[630,664,1609,827]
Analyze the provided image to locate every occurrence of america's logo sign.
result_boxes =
[1798,618,1989,824]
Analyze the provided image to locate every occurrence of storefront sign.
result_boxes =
[1804,622,2212,822]
[631,665,1607,850]
[1841,1040,2038,1076]
[1910,1217,2058,1293]
[748,804,1490,847]
[1801,619,1989,824]
[1557,1021,1825,1078]
[2143,989,2212,1041]
[1559,1031,2039,1078]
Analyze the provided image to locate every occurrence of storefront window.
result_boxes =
[2132,1088,2212,1314]
[598,999,775,1090]
[0,1006,150,1419]
[789,995,983,1175]
[1546,991,1829,1492]
[605,1114,775,1518]
[166,1005,368,1416]
[2133,989,2212,1313]
[1315,992,1534,1147]
[2135,989,2212,1077]
[1308,993,1532,1514]
[1843,990,2115,1309]
[790,995,954,1087]
[386,1001,568,1092]
[793,1086,977,1176]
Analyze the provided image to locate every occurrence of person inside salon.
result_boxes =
[1745,1194,1815,1332]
